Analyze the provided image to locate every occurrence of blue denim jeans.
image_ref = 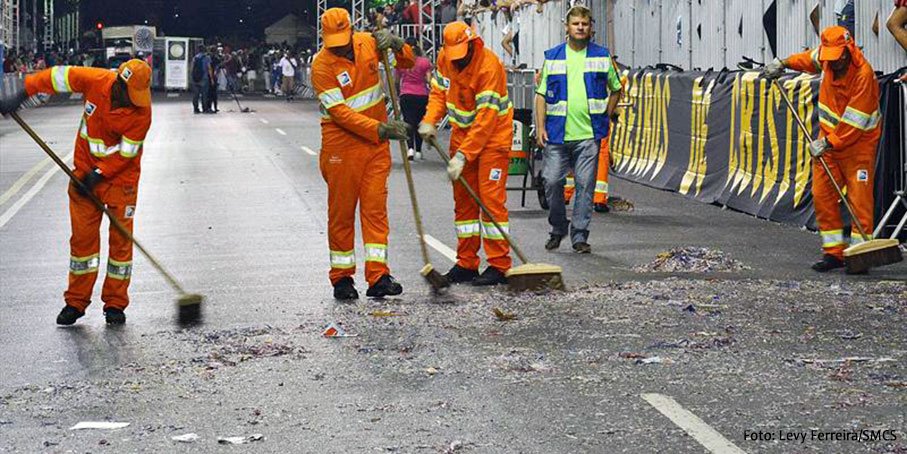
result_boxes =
[541,139,600,244]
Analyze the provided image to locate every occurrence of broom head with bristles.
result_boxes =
[177,293,205,325]
[843,239,903,274]
[420,264,450,294]
[505,263,565,291]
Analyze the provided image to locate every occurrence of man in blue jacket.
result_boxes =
[534,5,623,254]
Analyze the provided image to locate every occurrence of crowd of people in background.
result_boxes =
[2,48,102,75]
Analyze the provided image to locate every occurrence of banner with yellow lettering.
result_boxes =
[610,69,823,226]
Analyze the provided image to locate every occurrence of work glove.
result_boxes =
[75,168,104,197]
[808,137,830,158]
[417,122,437,142]
[378,120,410,141]
[447,152,466,181]
[0,76,30,116]
[761,58,786,80]
[373,29,405,52]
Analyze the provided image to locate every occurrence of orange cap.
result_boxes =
[443,21,480,61]
[322,8,352,48]
[117,59,152,107]
[818,26,853,62]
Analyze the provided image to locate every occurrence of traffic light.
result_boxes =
[96,21,103,31]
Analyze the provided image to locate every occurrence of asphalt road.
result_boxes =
[0,96,904,453]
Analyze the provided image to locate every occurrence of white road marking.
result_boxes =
[275,128,287,136]
[641,393,746,454]
[0,158,52,206]
[0,152,74,229]
[166,93,180,98]
[300,146,317,156]
[259,118,269,124]
[422,234,457,262]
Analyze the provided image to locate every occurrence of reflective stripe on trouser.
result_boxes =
[564,136,611,204]
[320,143,392,286]
[449,144,512,272]
[811,141,877,259]
[64,181,137,311]
[543,139,601,244]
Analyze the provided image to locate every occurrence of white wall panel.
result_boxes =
[612,0,637,67]
[725,0,769,69]
[691,0,725,70]
[634,0,662,67]
[660,0,691,69]
[776,0,812,58]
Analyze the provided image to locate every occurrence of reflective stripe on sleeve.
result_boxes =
[119,136,143,158]
[841,106,881,131]
[51,66,73,93]
[319,88,345,109]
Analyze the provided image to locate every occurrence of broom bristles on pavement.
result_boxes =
[421,264,451,294]
[506,263,565,291]
[177,293,204,325]
[843,239,903,274]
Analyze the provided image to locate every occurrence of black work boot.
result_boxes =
[473,267,507,286]
[104,308,126,325]
[545,234,563,251]
[56,305,85,326]
[573,242,592,254]
[333,277,359,300]
[811,254,845,272]
[594,203,610,213]
[444,265,479,284]
[366,274,403,298]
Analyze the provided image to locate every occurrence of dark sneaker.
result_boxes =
[366,274,403,298]
[812,254,844,272]
[444,265,479,284]
[333,277,359,300]
[545,234,563,250]
[573,242,592,254]
[473,267,508,286]
[104,308,126,325]
[594,203,610,213]
[56,305,85,325]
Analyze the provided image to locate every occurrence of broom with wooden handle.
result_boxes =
[376,28,450,294]
[427,137,565,291]
[772,79,902,273]
[10,112,206,324]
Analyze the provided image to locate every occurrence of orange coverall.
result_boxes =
[785,44,881,259]
[312,32,414,286]
[423,38,514,272]
[25,66,152,311]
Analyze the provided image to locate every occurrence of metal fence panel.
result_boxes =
[634,0,662,68]
[724,0,769,69]
[857,0,907,73]
[776,0,812,57]
[660,0,691,69]
[612,0,637,67]
[692,0,726,70]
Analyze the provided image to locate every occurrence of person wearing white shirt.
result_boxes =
[279,52,298,101]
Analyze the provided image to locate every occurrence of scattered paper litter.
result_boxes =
[217,434,264,444]
[69,421,130,430]
[322,322,358,338]
[171,433,199,443]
